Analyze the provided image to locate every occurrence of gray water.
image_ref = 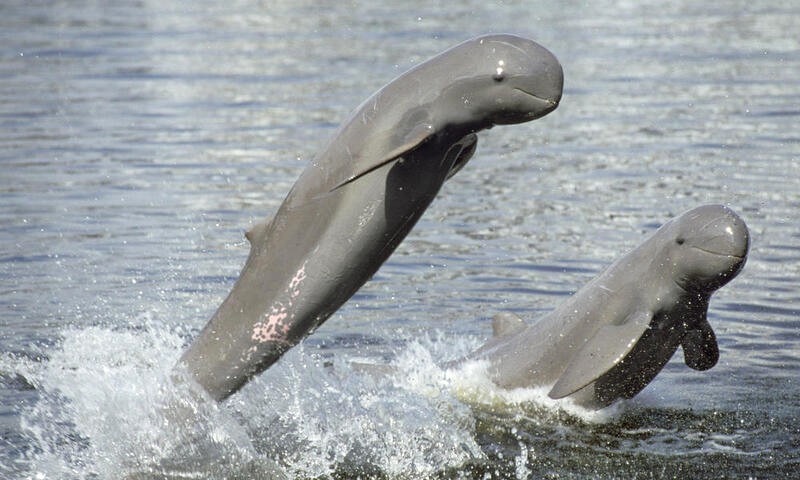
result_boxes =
[1,0,798,478]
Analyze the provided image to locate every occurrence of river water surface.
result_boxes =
[1,1,798,479]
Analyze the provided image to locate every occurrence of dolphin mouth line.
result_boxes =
[513,87,559,107]
[690,245,745,259]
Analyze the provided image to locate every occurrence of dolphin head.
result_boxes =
[435,34,564,129]
[664,205,750,293]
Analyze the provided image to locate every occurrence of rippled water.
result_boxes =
[1,1,799,478]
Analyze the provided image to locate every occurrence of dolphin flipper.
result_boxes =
[492,312,526,337]
[444,133,478,180]
[681,318,719,371]
[548,310,653,399]
[329,123,435,192]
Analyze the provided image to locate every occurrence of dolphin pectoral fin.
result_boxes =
[492,312,526,337]
[548,310,652,399]
[682,319,719,371]
[329,124,435,192]
[444,133,478,181]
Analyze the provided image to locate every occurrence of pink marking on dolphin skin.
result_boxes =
[288,262,307,299]
[252,310,290,343]
[251,261,309,344]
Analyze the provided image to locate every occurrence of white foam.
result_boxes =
[232,342,485,478]
[8,322,625,479]
[11,318,274,479]
[392,336,624,425]
[10,322,489,479]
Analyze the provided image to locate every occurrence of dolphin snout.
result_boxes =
[683,205,750,259]
[512,87,560,120]
[530,57,564,107]
[696,213,749,258]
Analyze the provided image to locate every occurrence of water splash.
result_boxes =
[14,320,729,480]
[8,319,282,479]
[8,321,497,479]
[231,341,486,479]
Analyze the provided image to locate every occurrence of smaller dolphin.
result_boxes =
[465,205,749,409]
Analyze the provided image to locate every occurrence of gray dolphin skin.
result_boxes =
[178,34,564,401]
[466,205,749,409]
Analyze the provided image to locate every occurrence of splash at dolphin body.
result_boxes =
[461,205,749,409]
[178,34,564,401]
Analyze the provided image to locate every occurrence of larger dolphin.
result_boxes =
[179,34,564,401]
[465,205,749,409]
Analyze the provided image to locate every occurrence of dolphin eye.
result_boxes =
[493,67,505,82]
[676,238,685,245]
[493,60,506,82]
